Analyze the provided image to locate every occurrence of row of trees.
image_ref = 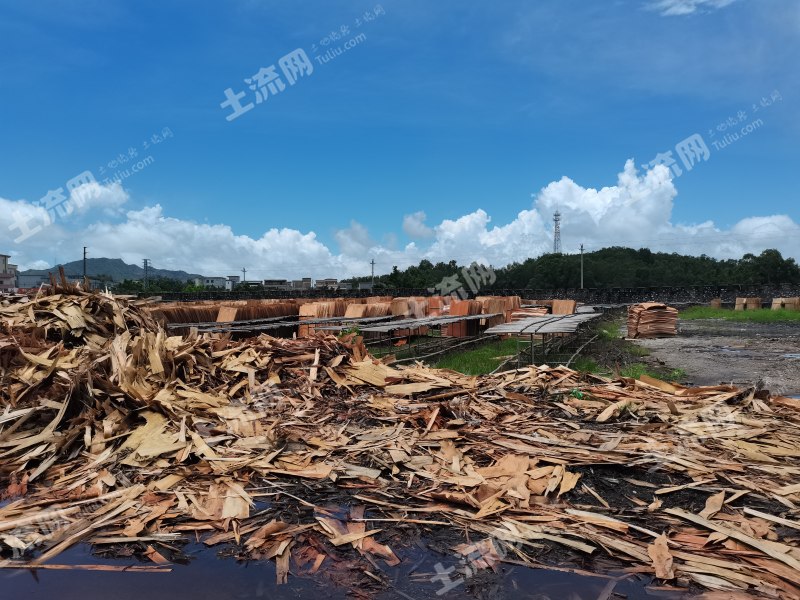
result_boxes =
[488,248,800,289]
[112,248,799,294]
[492,248,800,289]
[350,248,799,291]
[113,278,205,293]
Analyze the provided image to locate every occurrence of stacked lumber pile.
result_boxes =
[388,297,429,319]
[772,297,800,310]
[2,290,800,597]
[528,299,553,309]
[475,297,507,328]
[503,295,521,321]
[235,300,299,321]
[627,302,679,338]
[746,297,762,310]
[407,297,428,319]
[298,300,347,336]
[151,300,299,325]
[472,296,521,321]
[149,302,219,323]
[442,299,481,337]
[509,306,549,321]
[389,297,410,317]
[343,303,368,318]
[343,302,392,319]
[551,299,577,315]
[736,297,763,311]
[428,295,445,316]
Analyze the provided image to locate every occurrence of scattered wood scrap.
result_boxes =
[1,289,800,597]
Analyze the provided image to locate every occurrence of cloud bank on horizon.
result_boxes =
[2,160,797,279]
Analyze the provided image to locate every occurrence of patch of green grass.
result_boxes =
[434,339,523,375]
[369,334,438,360]
[681,307,800,322]
[667,368,687,381]
[598,322,622,339]
[571,357,600,373]
[618,363,648,379]
[618,363,686,382]
[338,326,361,337]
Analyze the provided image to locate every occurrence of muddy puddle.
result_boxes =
[2,542,679,600]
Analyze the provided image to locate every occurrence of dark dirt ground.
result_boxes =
[634,319,800,395]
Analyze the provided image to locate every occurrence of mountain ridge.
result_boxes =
[18,258,204,282]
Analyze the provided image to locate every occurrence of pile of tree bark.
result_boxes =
[2,288,800,597]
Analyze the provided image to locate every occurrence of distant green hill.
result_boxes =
[368,248,800,289]
[19,257,203,282]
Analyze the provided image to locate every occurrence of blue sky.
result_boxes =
[1,0,798,278]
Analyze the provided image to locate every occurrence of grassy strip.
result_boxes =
[434,339,522,375]
[619,363,686,381]
[571,356,685,381]
[431,316,686,382]
[681,307,800,322]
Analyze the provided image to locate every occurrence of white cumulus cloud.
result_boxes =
[2,161,798,280]
[402,211,435,239]
[69,181,129,216]
[648,0,739,17]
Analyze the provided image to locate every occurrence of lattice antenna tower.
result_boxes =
[553,208,562,254]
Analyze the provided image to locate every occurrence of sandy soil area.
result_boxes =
[633,319,800,396]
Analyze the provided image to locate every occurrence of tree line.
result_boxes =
[112,248,799,293]
[349,248,800,290]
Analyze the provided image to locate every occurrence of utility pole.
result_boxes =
[580,243,584,289]
[370,259,375,287]
[83,246,87,280]
[142,258,149,289]
[241,267,246,283]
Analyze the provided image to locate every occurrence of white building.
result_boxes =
[315,278,338,290]
[16,273,50,289]
[194,276,228,289]
[0,254,18,291]
[263,279,290,290]
[291,277,312,290]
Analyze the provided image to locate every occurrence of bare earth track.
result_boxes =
[635,319,800,395]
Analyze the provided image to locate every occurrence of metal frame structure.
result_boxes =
[485,312,602,368]
[167,315,394,335]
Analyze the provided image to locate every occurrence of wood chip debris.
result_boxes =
[2,288,800,597]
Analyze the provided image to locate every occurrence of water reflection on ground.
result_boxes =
[1,542,687,600]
